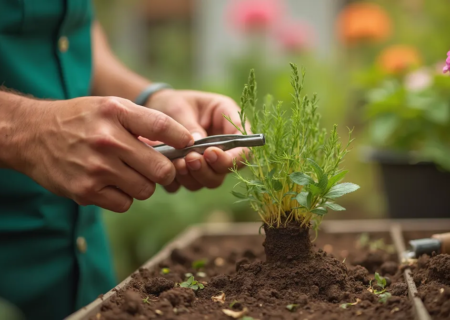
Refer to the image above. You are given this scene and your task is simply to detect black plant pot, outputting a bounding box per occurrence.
[366,149,450,219]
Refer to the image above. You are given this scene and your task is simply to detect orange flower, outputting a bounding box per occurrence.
[337,3,391,45]
[377,45,421,74]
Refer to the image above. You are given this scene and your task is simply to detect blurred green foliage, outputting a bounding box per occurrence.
[363,71,450,169]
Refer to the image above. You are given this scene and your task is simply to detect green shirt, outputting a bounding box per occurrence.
[0,1,116,319]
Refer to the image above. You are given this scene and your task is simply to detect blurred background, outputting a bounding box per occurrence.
[92,0,450,280]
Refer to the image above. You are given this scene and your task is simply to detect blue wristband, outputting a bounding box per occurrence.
[134,83,173,106]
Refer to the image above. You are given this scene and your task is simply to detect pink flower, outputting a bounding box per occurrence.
[276,21,315,53]
[443,51,450,74]
[228,0,284,32]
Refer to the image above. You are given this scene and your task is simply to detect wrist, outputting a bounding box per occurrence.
[0,92,44,172]
[134,83,173,106]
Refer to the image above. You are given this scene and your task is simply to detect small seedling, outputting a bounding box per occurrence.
[179,276,205,291]
[142,296,150,304]
[358,234,395,253]
[370,272,387,294]
[339,298,360,309]
[368,273,392,303]
[286,304,299,312]
[378,292,392,304]
[161,268,170,275]
[229,300,239,308]
[192,258,208,270]
[240,317,255,320]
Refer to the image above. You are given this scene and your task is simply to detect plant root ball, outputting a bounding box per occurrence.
[160,288,195,307]
[145,277,175,295]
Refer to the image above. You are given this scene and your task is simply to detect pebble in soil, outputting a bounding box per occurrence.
[94,233,412,320]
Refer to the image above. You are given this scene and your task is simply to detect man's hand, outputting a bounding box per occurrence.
[146,90,248,193]
[1,93,193,212]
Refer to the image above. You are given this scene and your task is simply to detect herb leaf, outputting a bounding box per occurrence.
[324,202,346,211]
[378,292,391,303]
[295,192,310,208]
[290,172,314,186]
[325,183,360,199]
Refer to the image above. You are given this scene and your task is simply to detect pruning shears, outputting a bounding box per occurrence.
[153,134,266,160]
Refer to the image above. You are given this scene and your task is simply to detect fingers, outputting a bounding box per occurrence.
[203,148,234,174]
[173,158,203,191]
[92,186,133,213]
[184,152,227,189]
[119,136,177,186]
[158,97,208,140]
[164,180,181,193]
[109,162,156,200]
[117,99,194,149]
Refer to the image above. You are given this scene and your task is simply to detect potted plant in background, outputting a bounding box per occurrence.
[361,51,450,218]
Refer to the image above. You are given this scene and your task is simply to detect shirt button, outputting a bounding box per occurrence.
[58,36,69,53]
[76,237,87,254]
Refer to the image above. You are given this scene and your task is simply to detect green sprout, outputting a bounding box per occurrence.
[371,272,387,294]
[192,258,208,270]
[339,299,360,309]
[378,292,392,304]
[179,276,205,291]
[225,64,359,233]
[142,296,150,304]
[161,268,170,275]
[286,304,299,312]
[229,300,239,308]
[358,233,395,253]
[369,273,392,303]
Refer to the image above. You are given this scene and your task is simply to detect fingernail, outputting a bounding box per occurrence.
[205,150,218,164]
[192,132,203,141]
[186,159,201,171]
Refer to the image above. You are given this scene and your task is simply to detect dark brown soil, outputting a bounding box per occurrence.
[93,228,411,320]
[263,223,312,263]
[411,254,450,319]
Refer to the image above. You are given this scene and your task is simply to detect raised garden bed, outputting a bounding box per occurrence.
[66,219,450,320]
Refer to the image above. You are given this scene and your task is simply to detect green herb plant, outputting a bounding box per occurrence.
[179,276,205,291]
[226,64,359,233]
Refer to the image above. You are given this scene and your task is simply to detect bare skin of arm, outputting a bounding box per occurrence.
[90,22,247,193]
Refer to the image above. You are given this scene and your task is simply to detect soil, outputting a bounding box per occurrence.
[410,253,450,319]
[93,226,411,320]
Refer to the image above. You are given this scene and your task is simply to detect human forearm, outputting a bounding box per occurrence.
[91,21,150,101]
[0,90,43,171]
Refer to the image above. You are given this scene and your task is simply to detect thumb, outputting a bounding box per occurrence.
[169,102,208,140]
